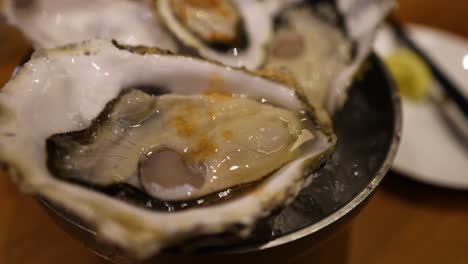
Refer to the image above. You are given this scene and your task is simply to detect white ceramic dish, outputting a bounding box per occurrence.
[375,24,468,190]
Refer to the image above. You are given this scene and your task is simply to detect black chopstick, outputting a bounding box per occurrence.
[387,16,468,119]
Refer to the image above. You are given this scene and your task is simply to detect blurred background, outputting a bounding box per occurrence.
[0,0,467,263]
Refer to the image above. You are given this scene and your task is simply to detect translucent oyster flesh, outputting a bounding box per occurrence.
[48,89,316,201]
[0,40,334,258]
[1,0,177,50]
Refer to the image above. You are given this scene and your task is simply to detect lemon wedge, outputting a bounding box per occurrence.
[385,48,433,101]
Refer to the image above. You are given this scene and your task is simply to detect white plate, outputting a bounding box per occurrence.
[375,24,468,190]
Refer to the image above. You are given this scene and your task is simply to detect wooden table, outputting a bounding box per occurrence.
[1,1,467,263]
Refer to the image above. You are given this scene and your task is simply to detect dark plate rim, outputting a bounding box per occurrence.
[254,53,402,252]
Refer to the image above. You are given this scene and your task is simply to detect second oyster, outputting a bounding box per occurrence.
[153,0,273,70]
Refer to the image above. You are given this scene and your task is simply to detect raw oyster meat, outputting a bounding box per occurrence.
[48,89,313,201]
[0,40,334,257]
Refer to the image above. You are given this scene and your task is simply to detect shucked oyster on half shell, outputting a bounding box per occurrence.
[152,0,272,70]
[1,0,177,50]
[262,0,395,113]
[0,40,335,258]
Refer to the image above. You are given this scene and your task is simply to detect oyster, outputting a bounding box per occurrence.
[266,5,352,116]
[0,40,334,257]
[263,0,394,113]
[1,0,177,50]
[152,0,272,70]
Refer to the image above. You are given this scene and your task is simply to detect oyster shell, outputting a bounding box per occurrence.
[0,40,334,257]
[1,0,177,50]
[153,0,272,70]
[327,0,395,112]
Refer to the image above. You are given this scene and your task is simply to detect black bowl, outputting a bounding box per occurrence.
[40,53,401,263]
